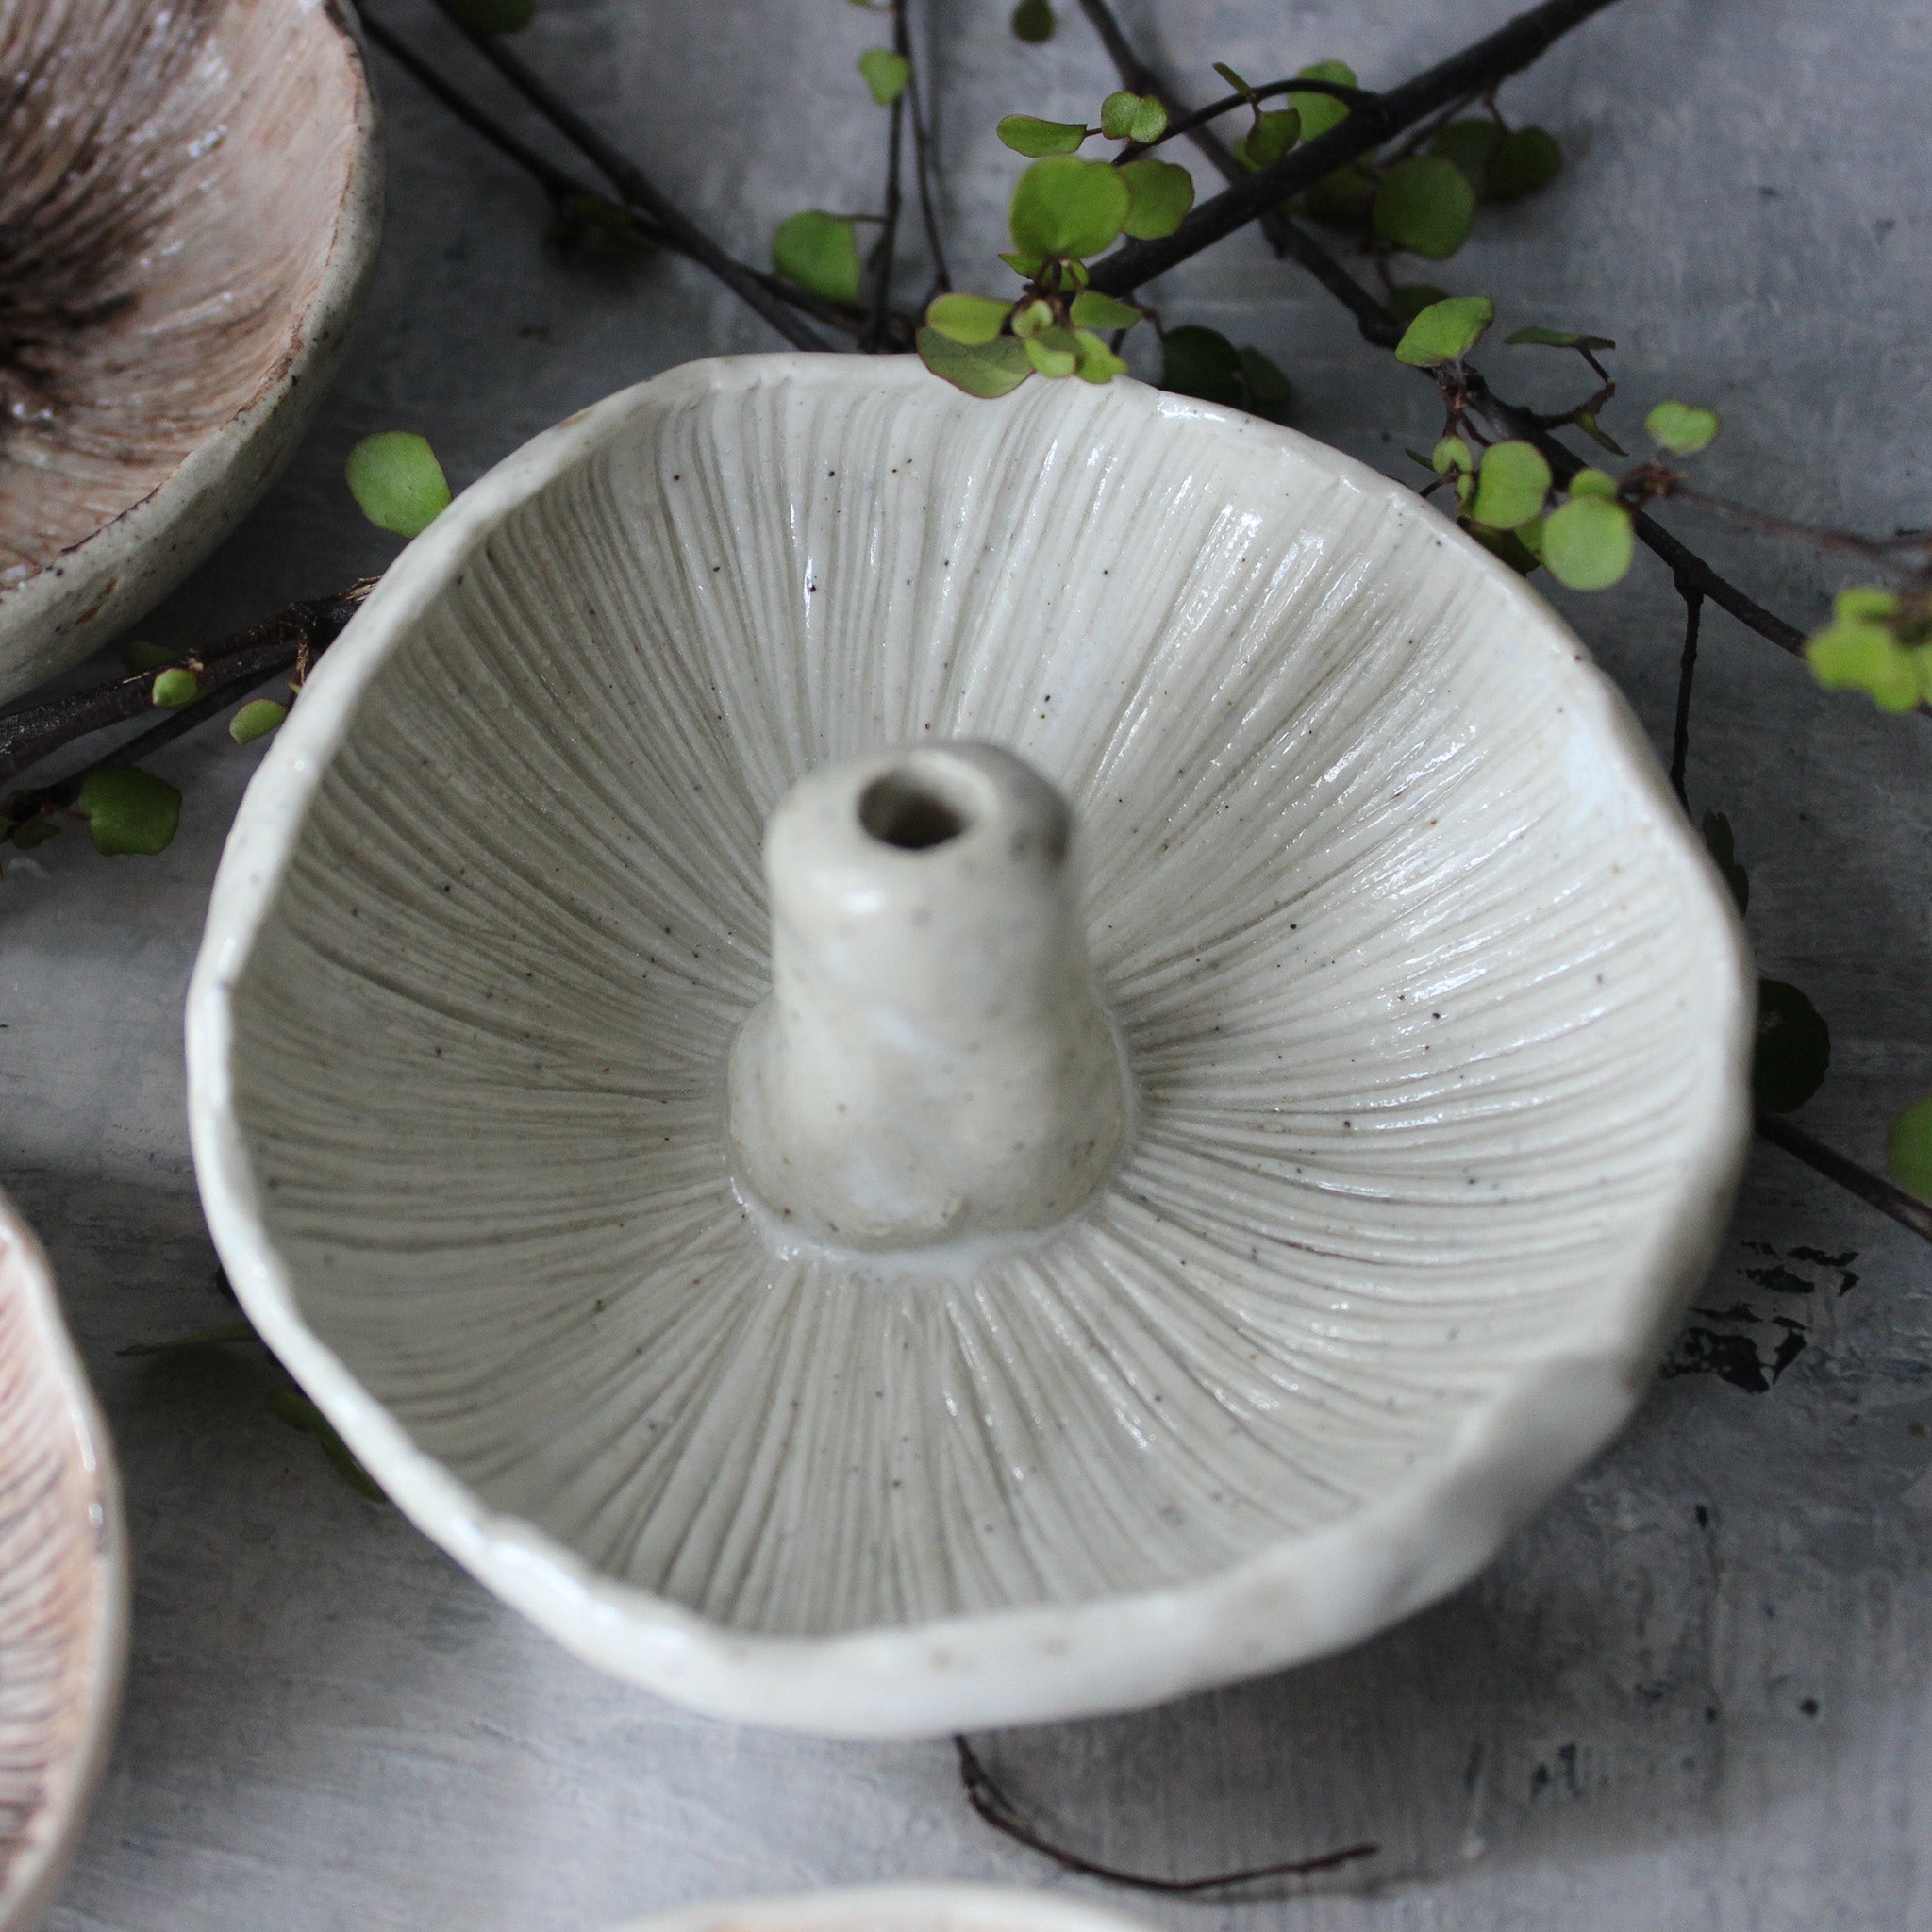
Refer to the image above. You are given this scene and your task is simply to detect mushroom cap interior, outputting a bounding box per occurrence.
[211,360,1748,1655]
[0,0,364,580]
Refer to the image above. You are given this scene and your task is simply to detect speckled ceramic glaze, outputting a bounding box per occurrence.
[0,0,380,704]
[187,354,1754,1737]
[602,1886,1155,1932]
[0,1191,125,1931]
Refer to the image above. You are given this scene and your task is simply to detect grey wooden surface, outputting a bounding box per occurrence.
[5,0,1930,1925]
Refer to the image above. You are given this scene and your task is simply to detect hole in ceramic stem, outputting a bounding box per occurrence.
[858,770,970,851]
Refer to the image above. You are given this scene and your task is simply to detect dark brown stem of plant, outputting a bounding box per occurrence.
[867,0,909,351]
[1086,0,1624,296]
[953,1736,1378,1894]
[357,7,873,342]
[1670,581,1704,805]
[905,52,951,293]
[415,0,834,352]
[1668,483,1932,564]
[0,582,374,793]
[1757,1114,1932,1246]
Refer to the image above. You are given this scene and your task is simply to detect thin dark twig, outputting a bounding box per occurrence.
[1757,1114,1932,1246]
[905,49,951,291]
[1669,580,1704,805]
[1075,0,1403,346]
[1457,372,1810,653]
[0,583,374,790]
[357,7,651,225]
[358,6,869,338]
[1128,75,1377,157]
[410,0,832,351]
[868,0,908,349]
[1667,485,1932,565]
[4,664,300,836]
[954,1737,1378,1895]
[1088,0,1625,295]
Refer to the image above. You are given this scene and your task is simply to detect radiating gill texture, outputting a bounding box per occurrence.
[0,1215,114,1916]
[0,0,358,577]
[228,368,1733,1640]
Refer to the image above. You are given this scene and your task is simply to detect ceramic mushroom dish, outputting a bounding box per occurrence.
[0,0,379,704]
[188,355,1752,1737]
[0,1191,125,1932]
[602,1886,1156,1932]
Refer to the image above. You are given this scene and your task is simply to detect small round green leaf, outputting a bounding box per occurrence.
[1127,95,1168,144]
[997,114,1089,158]
[1432,435,1473,477]
[926,293,1012,344]
[1008,156,1131,259]
[1567,467,1620,499]
[1009,298,1054,338]
[1100,92,1140,140]
[121,639,175,674]
[1068,289,1143,331]
[1388,284,1447,326]
[1023,325,1081,378]
[1237,108,1300,170]
[345,432,452,539]
[1806,620,1920,711]
[1161,325,1243,408]
[230,699,289,746]
[858,48,910,107]
[1300,160,1375,226]
[1486,125,1563,202]
[1466,521,1541,575]
[1646,400,1721,455]
[1373,156,1476,259]
[1430,118,1503,196]
[151,667,198,709]
[1072,329,1128,384]
[77,766,181,857]
[1118,157,1194,238]
[773,210,860,304]
[1754,979,1830,1114]
[1887,1092,1932,1203]
[1701,810,1749,915]
[1835,585,1900,622]
[1289,59,1356,141]
[1469,440,1552,530]
[448,0,533,32]
[917,328,1034,398]
[1237,345,1292,424]
[1010,0,1055,41]
[1541,494,1634,590]
[1393,293,1493,367]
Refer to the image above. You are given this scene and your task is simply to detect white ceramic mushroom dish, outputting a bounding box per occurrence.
[188,355,1753,1738]
[0,1192,126,1932]
[601,1885,1156,1932]
[0,0,380,704]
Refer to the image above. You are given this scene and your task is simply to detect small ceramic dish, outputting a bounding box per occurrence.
[0,0,381,705]
[601,1887,1154,1932]
[187,356,1752,1737]
[0,1191,126,1931]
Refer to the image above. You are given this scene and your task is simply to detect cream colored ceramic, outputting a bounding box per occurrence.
[603,1887,1155,1932]
[728,743,1128,1249]
[187,354,1753,1738]
[0,0,381,705]
[0,1191,126,1931]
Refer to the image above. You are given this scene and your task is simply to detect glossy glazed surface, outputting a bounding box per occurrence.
[188,355,1752,1735]
[0,0,379,701]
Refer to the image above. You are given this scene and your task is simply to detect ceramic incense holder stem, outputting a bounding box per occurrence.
[728,745,1126,1250]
